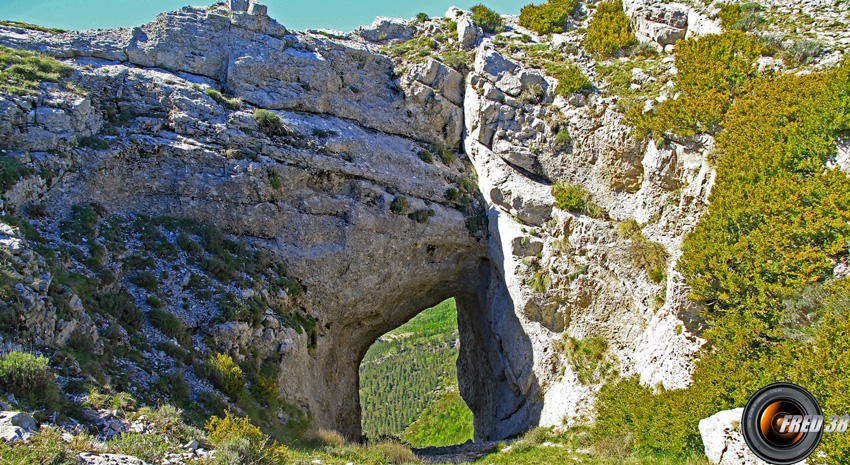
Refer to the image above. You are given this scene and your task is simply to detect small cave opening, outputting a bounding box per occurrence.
[358,298,474,446]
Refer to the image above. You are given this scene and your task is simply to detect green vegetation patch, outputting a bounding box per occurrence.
[583,1,636,57]
[0,351,61,411]
[633,31,765,138]
[518,0,579,35]
[552,181,606,218]
[0,46,73,95]
[471,4,504,33]
[553,64,591,95]
[594,60,850,460]
[360,299,471,440]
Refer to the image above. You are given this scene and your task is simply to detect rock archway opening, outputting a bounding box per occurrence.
[358,298,474,446]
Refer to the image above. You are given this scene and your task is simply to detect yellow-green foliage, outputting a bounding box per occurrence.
[552,181,606,218]
[555,336,617,384]
[205,410,289,465]
[0,428,77,465]
[583,1,636,57]
[0,351,61,410]
[0,46,73,95]
[518,0,578,35]
[595,61,850,461]
[616,220,668,283]
[636,31,765,137]
[718,3,743,31]
[553,65,591,95]
[471,4,504,33]
[209,353,246,398]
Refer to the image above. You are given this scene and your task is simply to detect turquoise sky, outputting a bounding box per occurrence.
[0,1,529,33]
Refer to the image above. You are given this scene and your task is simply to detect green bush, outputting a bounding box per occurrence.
[253,109,291,137]
[518,0,579,35]
[594,60,850,462]
[551,181,605,218]
[553,65,591,95]
[205,88,242,110]
[419,150,434,163]
[205,410,288,465]
[445,188,459,201]
[208,353,246,398]
[471,4,504,33]
[390,196,408,214]
[583,1,636,57]
[148,309,190,347]
[0,157,35,193]
[0,351,61,410]
[635,31,765,137]
[416,12,429,23]
[554,128,571,149]
[408,209,436,223]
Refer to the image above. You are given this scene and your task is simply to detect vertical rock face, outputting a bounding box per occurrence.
[0,1,731,443]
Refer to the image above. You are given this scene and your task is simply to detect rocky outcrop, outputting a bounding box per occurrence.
[699,408,769,465]
[0,5,462,150]
[0,411,36,443]
[9,0,830,445]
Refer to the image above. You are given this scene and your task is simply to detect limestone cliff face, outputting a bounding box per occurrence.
[0,0,768,442]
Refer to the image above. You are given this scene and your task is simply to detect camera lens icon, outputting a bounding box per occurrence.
[742,383,823,464]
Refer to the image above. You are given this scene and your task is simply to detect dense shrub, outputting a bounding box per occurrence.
[553,65,591,95]
[471,4,504,33]
[208,353,246,398]
[0,428,77,465]
[518,0,579,35]
[205,410,288,465]
[718,3,743,30]
[635,31,765,137]
[583,1,636,57]
[0,351,61,410]
[390,196,408,214]
[595,60,850,461]
[253,109,291,137]
[551,181,605,218]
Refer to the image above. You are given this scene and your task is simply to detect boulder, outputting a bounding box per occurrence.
[229,0,249,12]
[685,8,722,39]
[698,408,769,465]
[458,17,482,50]
[355,16,417,43]
[0,411,36,443]
[624,1,689,46]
